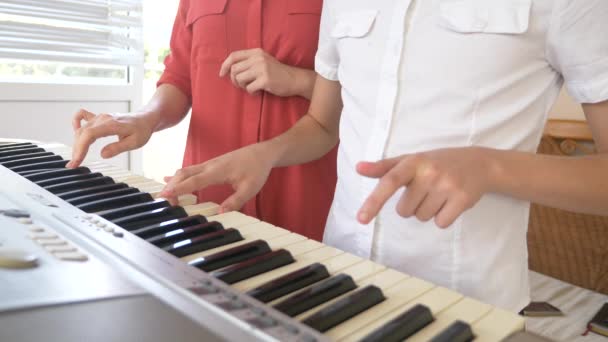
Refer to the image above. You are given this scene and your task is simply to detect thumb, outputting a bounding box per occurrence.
[356,157,402,178]
[219,187,252,213]
[100,135,138,159]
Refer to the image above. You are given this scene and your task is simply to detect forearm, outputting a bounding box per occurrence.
[289,67,317,100]
[261,113,339,167]
[135,84,191,132]
[488,148,608,215]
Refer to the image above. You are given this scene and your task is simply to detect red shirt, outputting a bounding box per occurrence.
[158,0,336,241]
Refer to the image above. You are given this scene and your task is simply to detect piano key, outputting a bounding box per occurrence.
[302,285,386,332]
[273,274,357,317]
[201,211,259,228]
[180,222,293,263]
[0,146,43,157]
[3,155,63,168]
[429,320,475,342]
[471,307,525,342]
[163,228,244,257]
[295,268,408,322]
[12,160,69,173]
[97,198,170,220]
[190,240,271,272]
[340,286,463,342]
[146,221,224,246]
[0,151,53,162]
[325,277,434,340]
[212,249,295,284]
[24,167,91,182]
[43,176,115,194]
[76,192,154,213]
[233,246,345,292]
[56,183,130,200]
[183,202,220,217]
[130,215,208,239]
[112,206,188,230]
[34,172,103,187]
[0,143,37,153]
[359,304,434,342]
[407,297,491,342]
[247,263,331,303]
[67,187,140,206]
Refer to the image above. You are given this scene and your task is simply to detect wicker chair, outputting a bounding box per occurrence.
[528,119,608,294]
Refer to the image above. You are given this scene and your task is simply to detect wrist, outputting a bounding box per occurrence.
[289,67,315,100]
[481,147,507,193]
[259,136,288,168]
[133,110,163,133]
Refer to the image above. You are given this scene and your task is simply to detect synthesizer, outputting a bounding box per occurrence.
[0,140,533,342]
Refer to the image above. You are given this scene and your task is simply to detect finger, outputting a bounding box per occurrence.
[434,197,468,229]
[414,191,448,222]
[358,159,418,224]
[230,58,256,80]
[100,135,139,159]
[70,121,127,168]
[395,180,428,218]
[356,157,403,179]
[245,77,267,94]
[220,49,257,77]
[235,69,258,89]
[219,186,253,213]
[161,165,223,198]
[72,109,96,131]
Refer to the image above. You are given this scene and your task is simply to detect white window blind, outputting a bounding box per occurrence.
[0,0,143,66]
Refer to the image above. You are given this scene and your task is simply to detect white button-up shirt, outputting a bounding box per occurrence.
[315,0,608,312]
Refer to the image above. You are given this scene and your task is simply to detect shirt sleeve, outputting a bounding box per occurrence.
[546,0,608,104]
[314,0,340,81]
[157,0,193,100]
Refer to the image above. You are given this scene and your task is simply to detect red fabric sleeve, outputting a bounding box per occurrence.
[157,0,193,100]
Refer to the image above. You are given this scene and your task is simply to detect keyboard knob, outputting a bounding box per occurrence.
[0,248,39,269]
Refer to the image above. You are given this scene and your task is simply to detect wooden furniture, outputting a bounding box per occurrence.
[528,119,608,295]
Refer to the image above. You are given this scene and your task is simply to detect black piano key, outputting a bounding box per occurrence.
[146,221,224,246]
[43,176,115,194]
[273,274,357,317]
[97,199,170,220]
[24,167,91,182]
[429,320,475,342]
[302,285,386,332]
[12,160,69,173]
[246,263,330,303]
[57,182,129,200]
[163,228,244,257]
[131,215,209,239]
[212,249,295,285]
[67,187,140,206]
[0,150,49,162]
[189,240,271,272]
[2,155,63,168]
[113,206,188,230]
[360,304,435,342]
[0,143,37,152]
[76,192,154,213]
[35,172,103,187]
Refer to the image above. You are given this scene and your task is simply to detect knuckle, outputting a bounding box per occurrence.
[382,173,402,188]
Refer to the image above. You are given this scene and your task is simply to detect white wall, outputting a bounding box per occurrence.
[0,79,142,170]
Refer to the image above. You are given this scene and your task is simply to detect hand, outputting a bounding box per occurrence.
[160,144,274,212]
[357,147,497,228]
[219,48,300,97]
[66,109,156,168]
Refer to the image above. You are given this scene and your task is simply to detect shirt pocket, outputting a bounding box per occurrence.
[186,0,228,63]
[330,9,378,68]
[437,0,531,34]
[285,0,322,67]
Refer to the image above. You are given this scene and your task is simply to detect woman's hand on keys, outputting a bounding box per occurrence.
[67,109,156,168]
[160,144,275,212]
